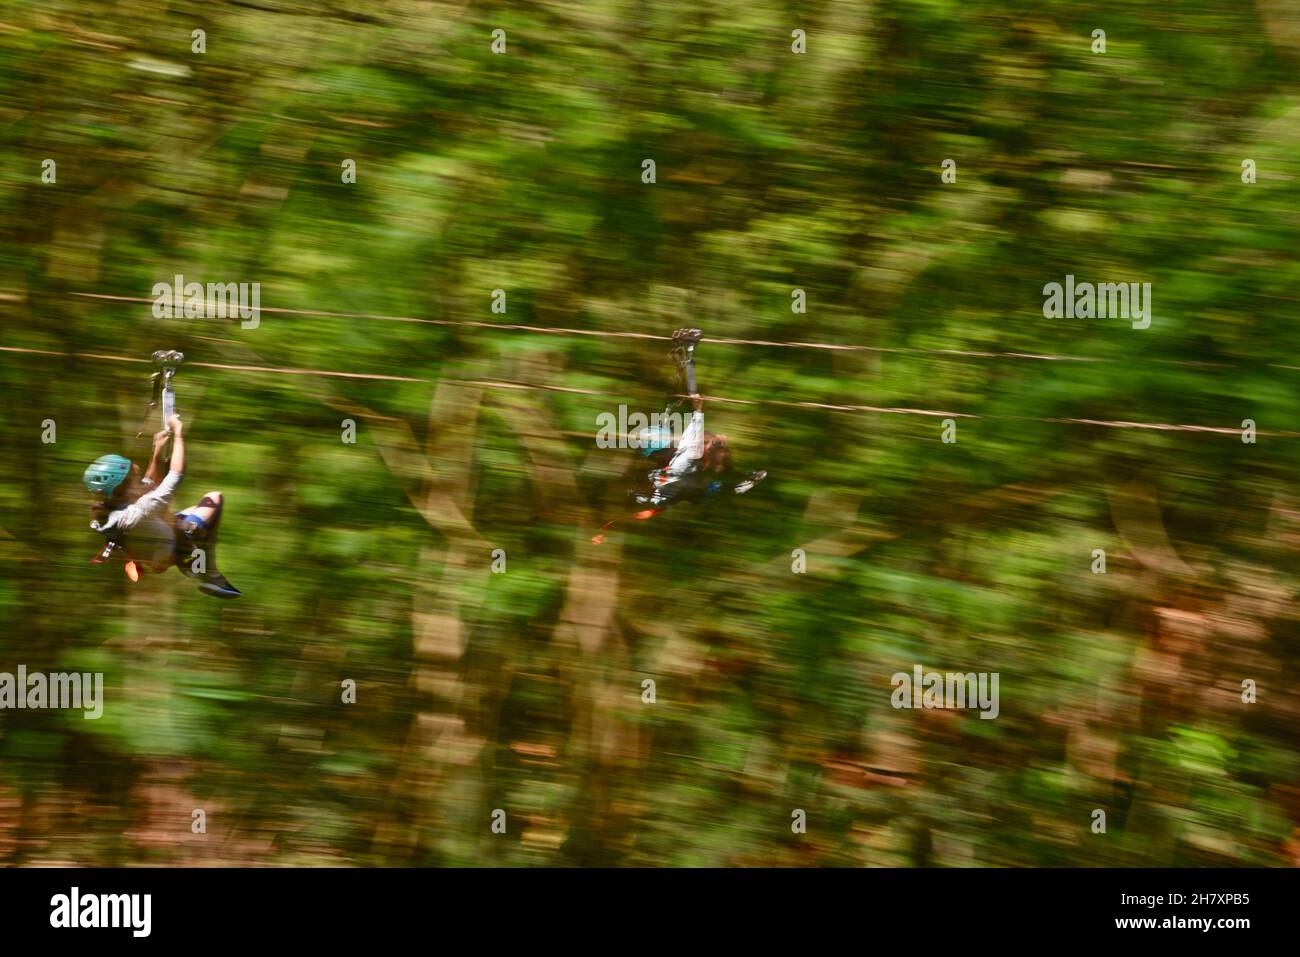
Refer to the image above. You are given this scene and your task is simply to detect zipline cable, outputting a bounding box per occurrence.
[16,291,1295,371]
[0,343,1289,436]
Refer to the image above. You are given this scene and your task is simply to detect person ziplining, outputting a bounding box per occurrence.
[593,328,766,544]
[83,351,241,598]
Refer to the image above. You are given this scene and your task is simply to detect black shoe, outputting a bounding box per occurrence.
[733,470,767,494]
[198,572,241,599]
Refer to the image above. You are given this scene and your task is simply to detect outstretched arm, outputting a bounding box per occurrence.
[663,394,704,477]
[167,415,185,476]
[144,429,171,484]
[110,416,187,532]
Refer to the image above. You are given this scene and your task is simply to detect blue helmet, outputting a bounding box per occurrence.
[83,454,132,495]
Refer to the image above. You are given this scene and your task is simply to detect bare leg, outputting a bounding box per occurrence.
[177,492,240,598]
[178,491,223,531]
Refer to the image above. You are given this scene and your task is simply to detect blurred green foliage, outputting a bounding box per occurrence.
[0,1,1297,866]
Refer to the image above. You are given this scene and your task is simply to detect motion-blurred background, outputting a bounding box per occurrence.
[1,1,1298,866]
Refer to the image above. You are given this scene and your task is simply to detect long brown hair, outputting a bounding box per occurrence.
[701,432,731,473]
[89,500,113,525]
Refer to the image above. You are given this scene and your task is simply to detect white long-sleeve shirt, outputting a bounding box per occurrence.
[640,411,704,506]
[662,409,704,478]
[91,471,183,563]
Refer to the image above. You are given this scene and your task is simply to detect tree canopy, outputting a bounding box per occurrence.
[0,1,1297,866]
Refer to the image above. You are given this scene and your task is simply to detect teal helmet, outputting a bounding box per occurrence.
[637,426,676,456]
[83,454,132,496]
